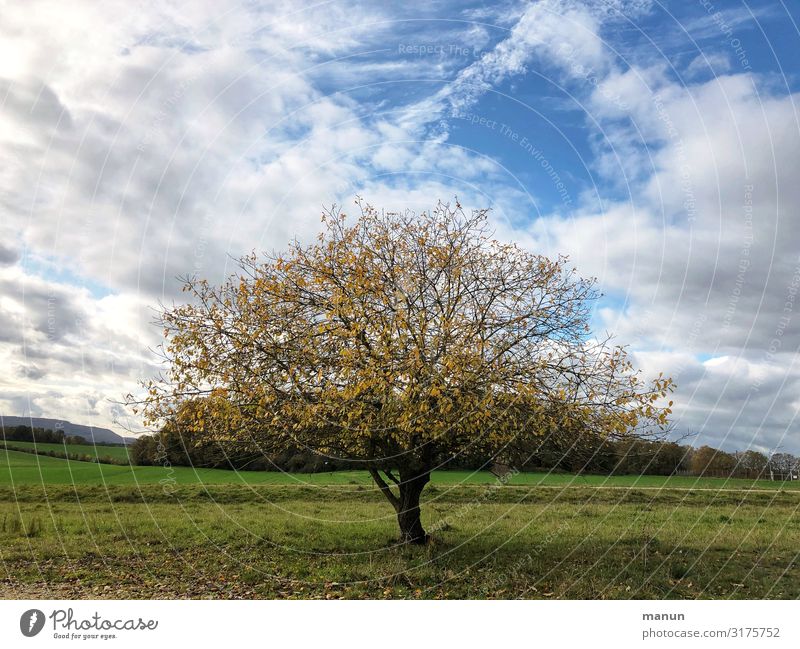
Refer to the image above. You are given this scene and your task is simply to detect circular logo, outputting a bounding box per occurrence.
[20,609,46,637]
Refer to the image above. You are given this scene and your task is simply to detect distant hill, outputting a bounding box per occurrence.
[0,416,132,445]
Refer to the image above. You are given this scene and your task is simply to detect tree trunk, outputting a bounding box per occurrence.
[368,466,431,544]
[396,470,430,544]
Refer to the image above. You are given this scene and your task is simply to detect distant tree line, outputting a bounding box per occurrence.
[516,433,799,480]
[129,433,355,472]
[6,422,796,481]
[0,424,87,445]
[129,423,800,480]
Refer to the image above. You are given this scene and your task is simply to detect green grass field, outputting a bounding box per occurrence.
[2,449,799,490]
[1,441,130,462]
[1,449,799,599]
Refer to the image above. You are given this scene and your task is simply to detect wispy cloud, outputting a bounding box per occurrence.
[1,0,798,453]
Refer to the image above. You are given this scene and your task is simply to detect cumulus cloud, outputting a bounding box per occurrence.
[1,0,798,452]
[0,243,19,266]
[0,1,512,433]
[496,2,800,451]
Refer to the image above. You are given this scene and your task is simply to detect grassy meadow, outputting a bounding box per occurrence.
[3,448,799,489]
[1,440,131,462]
[1,448,799,599]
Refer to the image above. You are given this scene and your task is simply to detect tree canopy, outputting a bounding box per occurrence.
[132,199,673,542]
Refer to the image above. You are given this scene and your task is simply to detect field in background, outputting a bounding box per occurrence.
[2,449,800,490]
[1,441,130,462]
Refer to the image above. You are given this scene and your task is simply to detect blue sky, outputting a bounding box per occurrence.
[1,0,799,453]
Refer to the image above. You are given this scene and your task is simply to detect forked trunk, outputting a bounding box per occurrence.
[368,467,431,544]
[396,471,430,544]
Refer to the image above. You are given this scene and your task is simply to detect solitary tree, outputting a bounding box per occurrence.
[132,200,673,543]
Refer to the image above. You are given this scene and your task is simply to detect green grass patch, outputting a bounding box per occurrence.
[5,440,130,461]
[2,450,799,598]
[1,485,798,599]
[2,449,799,490]
[1,440,130,464]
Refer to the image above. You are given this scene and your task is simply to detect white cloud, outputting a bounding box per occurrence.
[496,4,800,452]
[1,0,798,454]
